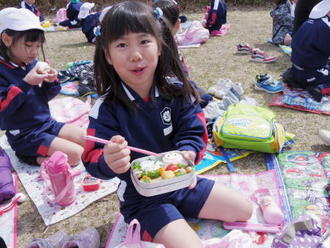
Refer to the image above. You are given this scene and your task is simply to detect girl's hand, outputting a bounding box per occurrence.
[23,65,49,86]
[43,67,58,82]
[181,150,197,189]
[181,150,196,164]
[103,135,131,174]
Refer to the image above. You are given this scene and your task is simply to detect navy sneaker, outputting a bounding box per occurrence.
[308,86,322,102]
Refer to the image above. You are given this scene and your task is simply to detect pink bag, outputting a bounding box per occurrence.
[56,8,68,23]
[40,151,80,207]
[176,21,210,46]
[114,219,165,248]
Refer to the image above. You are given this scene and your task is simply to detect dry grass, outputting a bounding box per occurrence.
[15,8,329,248]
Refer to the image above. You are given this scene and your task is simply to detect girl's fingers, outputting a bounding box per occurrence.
[104,145,130,162]
[103,136,131,174]
[181,151,196,164]
[105,152,131,174]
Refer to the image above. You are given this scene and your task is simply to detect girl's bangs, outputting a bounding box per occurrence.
[24,30,45,43]
[105,6,157,42]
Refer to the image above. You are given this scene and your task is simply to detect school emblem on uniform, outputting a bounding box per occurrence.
[160,107,172,125]
[160,107,173,136]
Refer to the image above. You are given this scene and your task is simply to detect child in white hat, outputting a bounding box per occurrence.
[0,8,85,166]
[290,0,330,101]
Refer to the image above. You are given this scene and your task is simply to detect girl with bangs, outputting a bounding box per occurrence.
[82,1,252,247]
[0,8,85,166]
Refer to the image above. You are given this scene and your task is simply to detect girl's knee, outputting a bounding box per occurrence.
[236,200,253,222]
[67,146,84,166]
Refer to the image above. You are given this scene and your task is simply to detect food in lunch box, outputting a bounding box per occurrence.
[131,151,193,183]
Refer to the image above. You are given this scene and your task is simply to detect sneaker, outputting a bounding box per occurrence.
[210,29,225,36]
[236,43,253,54]
[256,73,271,82]
[250,49,277,63]
[255,74,284,93]
[319,129,330,145]
[308,86,323,102]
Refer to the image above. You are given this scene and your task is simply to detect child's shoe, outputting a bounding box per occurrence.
[40,151,79,207]
[319,129,330,145]
[250,49,277,63]
[62,227,100,248]
[236,43,253,54]
[308,86,323,102]
[255,74,284,93]
[210,29,224,36]
[26,231,70,248]
[251,188,284,225]
[0,148,15,203]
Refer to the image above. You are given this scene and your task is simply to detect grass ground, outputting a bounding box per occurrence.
[16,7,329,247]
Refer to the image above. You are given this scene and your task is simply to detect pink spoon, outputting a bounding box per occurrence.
[84,135,159,157]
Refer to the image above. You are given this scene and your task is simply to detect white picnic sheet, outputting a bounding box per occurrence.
[0,136,120,226]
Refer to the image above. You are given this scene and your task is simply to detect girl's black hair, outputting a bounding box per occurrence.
[94,0,199,108]
[274,0,287,5]
[0,29,45,62]
[152,0,180,28]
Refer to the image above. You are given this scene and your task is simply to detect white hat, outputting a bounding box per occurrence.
[99,6,112,23]
[78,2,95,20]
[0,8,44,34]
[309,0,330,19]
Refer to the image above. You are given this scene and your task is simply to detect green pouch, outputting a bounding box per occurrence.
[213,103,287,153]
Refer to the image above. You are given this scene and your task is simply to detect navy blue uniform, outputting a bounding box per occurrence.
[291,17,330,99]
[20,1,44,22]
[0,58,63,157]
[81,12,101,43]
[59,1,83,28]
[82,82,214,240]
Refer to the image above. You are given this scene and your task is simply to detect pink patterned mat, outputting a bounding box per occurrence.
[106,170,285,248]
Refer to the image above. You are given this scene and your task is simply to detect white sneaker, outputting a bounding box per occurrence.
[319,129,330,145]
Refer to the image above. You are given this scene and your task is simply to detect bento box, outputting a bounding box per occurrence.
[130,151,195,197]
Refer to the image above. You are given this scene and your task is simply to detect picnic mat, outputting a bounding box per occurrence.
[0,136,120,226]
[0,174,18,248]
[195,149,251,174]
[269,151,330,232]
[105,170,285,248]
[270,87,330,115]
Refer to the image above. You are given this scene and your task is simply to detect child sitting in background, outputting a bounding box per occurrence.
[59,0,83,29]
[83,2,252,247]
[77,2,100,43]
[291,0,330,102]
[270,0,297,45]
[20,0,44,22]
[293,0,321,33]
[205,0,228,36]
[0,8,85,166]
[152,0,212,108]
